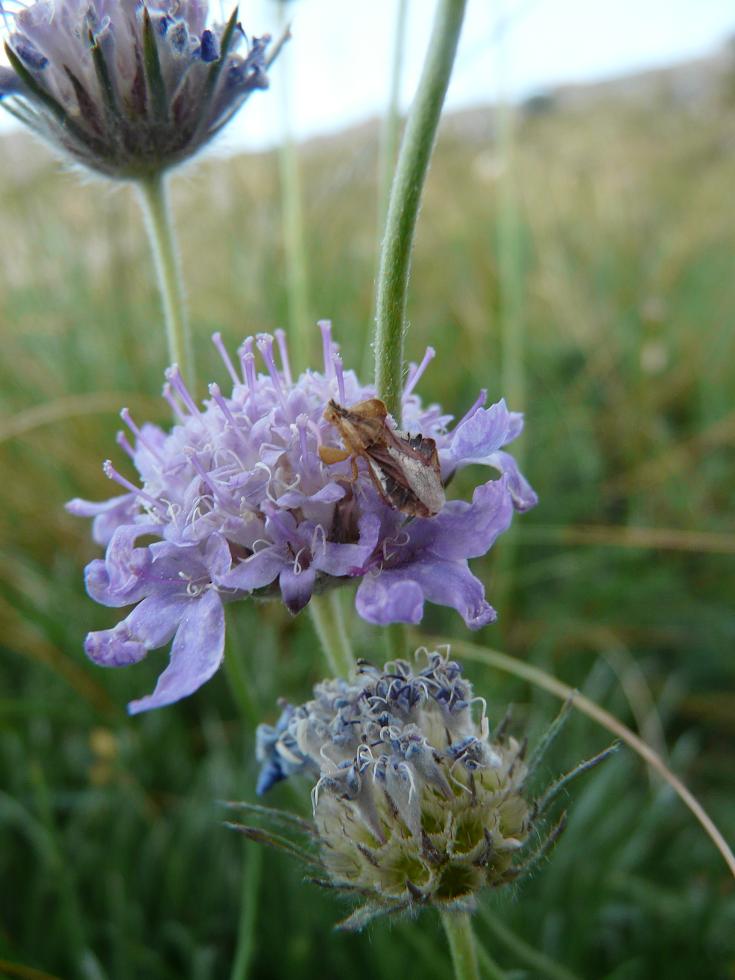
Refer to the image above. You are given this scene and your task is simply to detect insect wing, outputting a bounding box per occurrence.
[323,398,445,518]
[365,431,445,518]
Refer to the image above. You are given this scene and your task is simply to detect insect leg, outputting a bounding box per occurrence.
[318,445,351,465]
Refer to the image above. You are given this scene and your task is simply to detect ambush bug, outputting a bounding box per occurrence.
[319,398,446,518]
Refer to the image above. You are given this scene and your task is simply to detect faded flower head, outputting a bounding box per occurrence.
[0,1,275,178]
[249,650,615,929]
[67,323,536,713]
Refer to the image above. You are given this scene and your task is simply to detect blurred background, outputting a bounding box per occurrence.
[1,1,735,977]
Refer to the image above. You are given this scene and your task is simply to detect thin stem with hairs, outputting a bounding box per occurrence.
[309,591,355,679]
[441,909,481,980]
[373,0,467,422]
[137,172,195,390]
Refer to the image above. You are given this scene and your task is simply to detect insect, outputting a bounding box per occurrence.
[319,398,446,518]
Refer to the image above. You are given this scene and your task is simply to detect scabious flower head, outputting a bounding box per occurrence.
[251,650,613,928]
[0,1,275,178]
[67,323,536,713]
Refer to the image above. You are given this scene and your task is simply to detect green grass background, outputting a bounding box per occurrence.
[1,70,734,979]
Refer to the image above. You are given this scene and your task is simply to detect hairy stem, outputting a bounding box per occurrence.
[374,0,467,422]
[309,591,355,678]
[441,909,481,980]
[377,0,410,237]
[365,0,409,380]
[137,172,195,389]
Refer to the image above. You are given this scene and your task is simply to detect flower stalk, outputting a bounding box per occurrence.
[137,173,195,390]
[376,0,409,237]
[374,0,467,422]
[441,910,481,980]
[308,591,355,679]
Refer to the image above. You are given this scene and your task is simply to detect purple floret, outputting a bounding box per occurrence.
[68,323,536,713]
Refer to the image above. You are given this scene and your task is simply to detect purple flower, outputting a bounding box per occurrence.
[0,1,278,178]
[68,323,536,712]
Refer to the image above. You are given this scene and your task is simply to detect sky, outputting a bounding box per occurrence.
[1,0,734,151]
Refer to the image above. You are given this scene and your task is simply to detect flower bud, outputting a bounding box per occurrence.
[0,2,278,179]
[252,650,615,927]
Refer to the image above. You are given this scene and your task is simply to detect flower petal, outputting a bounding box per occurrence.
[506,411,525,443]
[82,521,161,607]
[279,564,317,614]
[84,591,189,667]
[85,626,148,667]
[318,513,381,577]
[355,574,425,626]
[357,559,495,630]
[102,522,160,596]
[127,589,225,714]
[411,477,514,561]
[66,493,139,545]
[217,546,286,591]
[446,398,514,464]
[204,532,232,579]
[276,482,346,508]
[407,558,496,629]
[486,451,538,512]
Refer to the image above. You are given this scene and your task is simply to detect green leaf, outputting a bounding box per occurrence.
[526,697,574,781]
[504,811,568,884]
[194,5,239,132]
[0,97,46,137]
[219,799,315,836]
[4,43,68,126]
[537,742,620,817]
[63,66,101,133]
[142,6,168,122]
[88,28,119,119]
[335,900,410,933]
[223,821,321,871]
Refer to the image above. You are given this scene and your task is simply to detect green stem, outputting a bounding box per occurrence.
[365,0,409,380]
[377,0,409,236]
[277,0,311,373]
[308,591,355,678]
[373,0,467,423]
[441,909,480,980]
[137,172,195,389]
[383,621,408,661]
